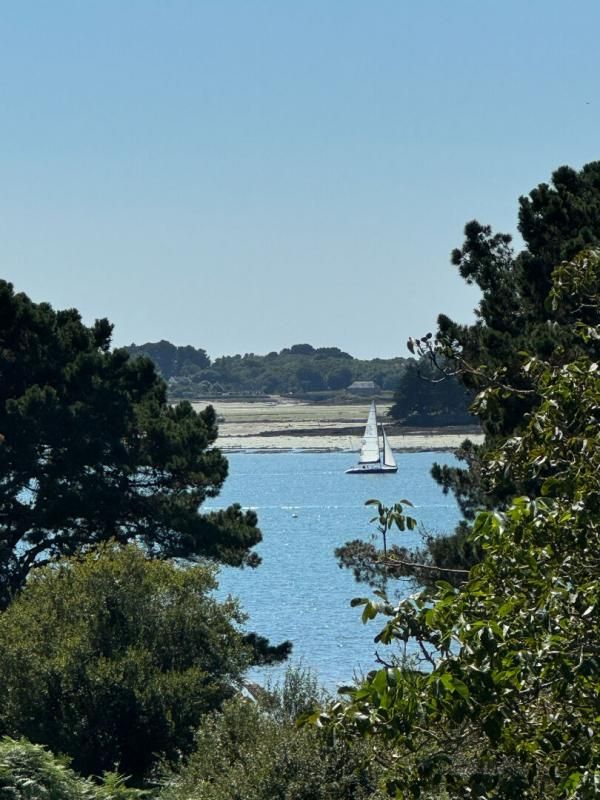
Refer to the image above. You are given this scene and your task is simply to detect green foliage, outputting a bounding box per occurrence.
[0,544,255,781]
[289,343,316,355]
[126,341,210,380]
[388,357,474,427]
[318,320,600,797]
[0,737,145,800]
[518,163,600,311]
[336,500,420,591]
[401,162,600,577]
[336,520,477,592]
[326,366,354,391]
[129,339,473,423]
[442,161,600,450]
[0,282,262,608]
[127,341,408,397]
[159,668,387,800]
[364,500,417,554]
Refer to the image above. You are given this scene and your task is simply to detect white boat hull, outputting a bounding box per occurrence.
[345,463,397,474]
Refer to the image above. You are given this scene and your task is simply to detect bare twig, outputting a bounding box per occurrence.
[417,638,437,667]
[379,555,470,576]
[374,651,395,669]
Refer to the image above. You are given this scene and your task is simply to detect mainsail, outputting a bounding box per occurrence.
[358,401,381,463]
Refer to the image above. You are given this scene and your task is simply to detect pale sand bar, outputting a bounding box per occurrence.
[190,398,483,453]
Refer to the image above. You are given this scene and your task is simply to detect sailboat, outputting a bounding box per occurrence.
[345,401,398,474]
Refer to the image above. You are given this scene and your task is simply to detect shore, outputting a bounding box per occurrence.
[190,398,483,452]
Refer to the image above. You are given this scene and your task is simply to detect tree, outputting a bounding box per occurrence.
[134,341,406,398]
[388,356,473,427]
[126,339,179,378]
[326,366,353,391]
[315,346,353,359]
[0,544,256,781]
[0,282,262,607]
[295,365,326,391]
[438,161,600,454]
[126,341,211,379]
[335,164,600,588]
[400,162,600,576]
[176,343,211,372]
[288,344,315,355]
[314,252,600,799]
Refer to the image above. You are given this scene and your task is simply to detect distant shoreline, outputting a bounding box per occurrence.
[219,444,476,454]
[192,396,483,453]
[216,434,482,454]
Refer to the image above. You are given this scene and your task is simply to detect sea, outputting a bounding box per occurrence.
[206,451,463,692]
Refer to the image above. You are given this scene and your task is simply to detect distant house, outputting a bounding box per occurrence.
[347,380,380,396]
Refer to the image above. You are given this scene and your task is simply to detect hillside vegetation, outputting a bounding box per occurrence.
[125,341,406,396]
[126,341,474,425]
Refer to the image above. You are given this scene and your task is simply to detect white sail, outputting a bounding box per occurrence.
[346,401,398,473]
[381,426,396,468]
[358,401,381,463]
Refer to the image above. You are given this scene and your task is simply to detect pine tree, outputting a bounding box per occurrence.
[0,282,262,607]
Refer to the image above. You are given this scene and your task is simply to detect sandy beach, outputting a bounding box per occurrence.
[191,398,483,452]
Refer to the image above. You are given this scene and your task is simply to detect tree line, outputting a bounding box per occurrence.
[126,341,475,426]
[125,339,408,395]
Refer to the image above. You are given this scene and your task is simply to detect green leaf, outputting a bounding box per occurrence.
[361,602,378,623]
[371,668,388,694]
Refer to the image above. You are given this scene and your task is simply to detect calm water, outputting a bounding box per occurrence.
[206,451,462,690]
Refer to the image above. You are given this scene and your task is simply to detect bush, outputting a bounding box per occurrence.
[159,667,386,800]
[0,545,252,782]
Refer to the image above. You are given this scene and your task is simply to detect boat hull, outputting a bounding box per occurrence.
[345,463,398,474]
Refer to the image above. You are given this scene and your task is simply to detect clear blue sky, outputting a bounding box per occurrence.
[2,1,599,359]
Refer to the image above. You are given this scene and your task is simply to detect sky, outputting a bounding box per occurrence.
[1,1,600,360]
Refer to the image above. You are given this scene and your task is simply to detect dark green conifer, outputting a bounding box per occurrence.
[428,162,600,573]
[0,282,261,607]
